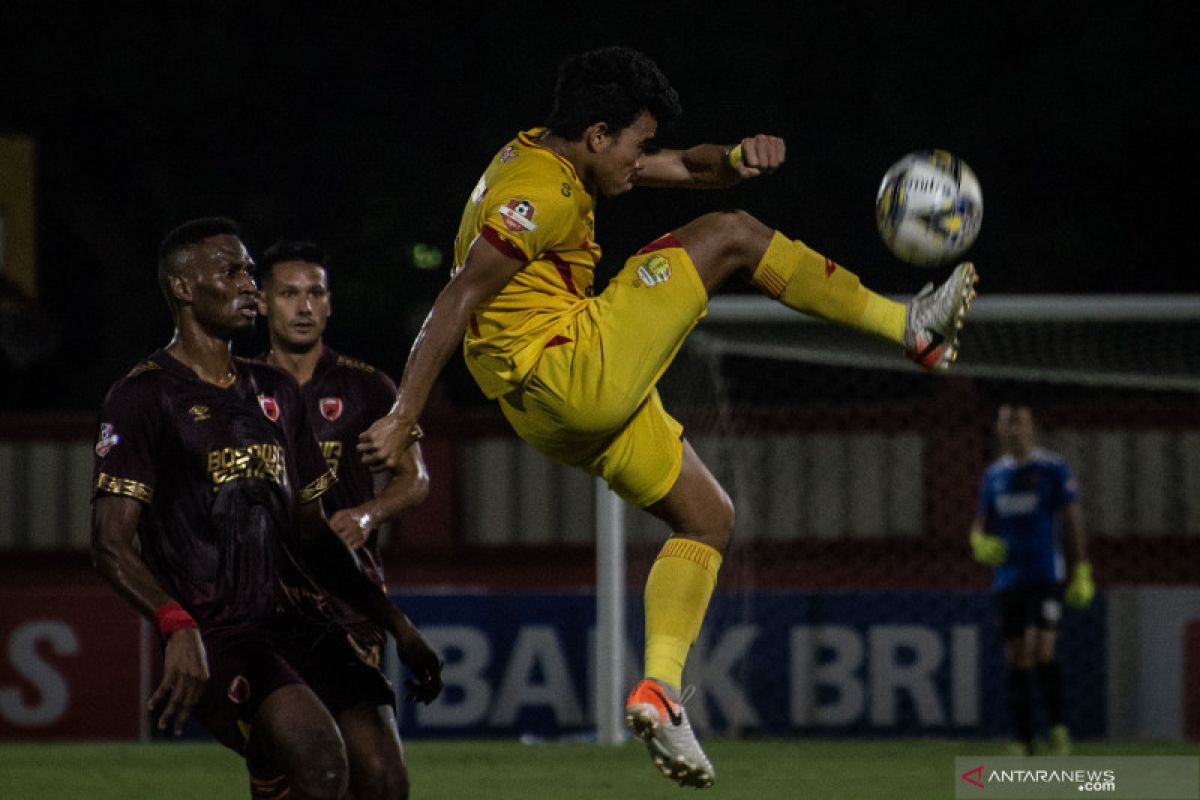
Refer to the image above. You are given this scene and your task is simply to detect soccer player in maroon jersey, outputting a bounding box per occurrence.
[91,218,441,800]
[255,239,429,600]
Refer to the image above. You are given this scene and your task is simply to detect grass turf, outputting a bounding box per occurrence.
[1,738,1195,799]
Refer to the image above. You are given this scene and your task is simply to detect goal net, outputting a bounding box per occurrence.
[616,293,1200,741]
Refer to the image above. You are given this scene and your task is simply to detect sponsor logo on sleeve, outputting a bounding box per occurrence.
[471,175,488,205]
[498,199,537,232]
[95,423,120,457]
[499,145,518,163]
[635,254,672,287]
[319,397,344,422]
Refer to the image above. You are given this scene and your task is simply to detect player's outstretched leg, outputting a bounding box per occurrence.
[902,262,978,369]
[625,679,714,788]
[673,213,979,371]
[746,230,979,371]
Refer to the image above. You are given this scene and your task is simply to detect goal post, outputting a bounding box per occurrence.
[593,292,1200,742]
[594,480,626,745]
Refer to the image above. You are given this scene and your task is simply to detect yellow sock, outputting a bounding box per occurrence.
[752,231,906,344]
[643,537,723,689]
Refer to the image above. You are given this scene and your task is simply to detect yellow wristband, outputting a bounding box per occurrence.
[727,143,743,168]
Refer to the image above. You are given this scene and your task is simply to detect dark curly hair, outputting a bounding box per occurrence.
[544,47,681,140]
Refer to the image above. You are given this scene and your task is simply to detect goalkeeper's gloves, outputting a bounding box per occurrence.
[969,529,1007,566]
[1065,561,1095,608]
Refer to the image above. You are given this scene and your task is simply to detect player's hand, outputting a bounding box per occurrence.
[969,529,1007,566]
[329,505,376,549]
[730,134,786,179]
[395,621,443,705]
[147,627,209,736]
[1065,561,1095,608]
[358,412,422,472]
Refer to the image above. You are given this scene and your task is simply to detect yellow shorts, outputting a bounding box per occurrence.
[498,235,708,508]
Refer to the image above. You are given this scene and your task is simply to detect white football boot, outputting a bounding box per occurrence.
[903,261,979,370]
[624,679,714,789]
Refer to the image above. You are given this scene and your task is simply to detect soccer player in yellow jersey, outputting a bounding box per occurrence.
[361,46,978,788]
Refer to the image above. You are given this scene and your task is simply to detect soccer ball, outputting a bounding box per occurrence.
[875,149,983,267]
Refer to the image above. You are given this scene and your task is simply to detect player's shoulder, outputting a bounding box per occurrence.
[103,352,168,404]
[1031,448,1069,469]
[327,349,397,394]
[491,129,581,194]
[237,356,303,398]
[332,352,379,375]
[237,355,293,381]
[984,456,1012,477]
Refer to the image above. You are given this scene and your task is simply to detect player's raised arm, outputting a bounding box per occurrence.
[358,235,525,470]
[92,495,208,735]
[635,134,786,189]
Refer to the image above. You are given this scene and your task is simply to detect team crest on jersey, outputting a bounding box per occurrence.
[636,254,672,287]
[188,405,211,422]
[258,395,280,422]
[95,423,120,457]
[319,397,343,421]
[227,675,251,704]
[498,198,537,232]
[499,145,518,163]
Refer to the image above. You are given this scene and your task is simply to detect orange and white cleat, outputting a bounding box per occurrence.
[624,679,714,789]
[903,261,979,370]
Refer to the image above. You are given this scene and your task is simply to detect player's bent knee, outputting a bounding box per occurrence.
[290,745,349,800]
[715,494,736,551]
[350,753,409,800]
[676,210,772,284]
[696,489,735,553]
[696,209,767,251]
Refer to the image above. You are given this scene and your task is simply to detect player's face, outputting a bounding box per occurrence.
[185,235,259,336]
[593,112,657,197]
[996,405,1035,456]
[258,260,330,352]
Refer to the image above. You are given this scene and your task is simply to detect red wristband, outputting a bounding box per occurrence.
[155,602,198,636]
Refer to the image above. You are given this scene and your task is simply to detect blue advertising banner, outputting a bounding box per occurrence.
[386,590,1106,740]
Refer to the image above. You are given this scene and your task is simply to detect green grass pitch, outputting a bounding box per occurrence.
[1,739,1194,799]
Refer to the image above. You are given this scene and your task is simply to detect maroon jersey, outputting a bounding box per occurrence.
[270,346,397,588]
[92,350,338,636]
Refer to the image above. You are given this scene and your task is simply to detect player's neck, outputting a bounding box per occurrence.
[540,132,596,193]
[267,341,322,386]
[1007,444,1035,462]
[165,328,237,387]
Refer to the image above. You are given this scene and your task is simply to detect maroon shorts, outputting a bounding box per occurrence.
[328,595,388,670]
[193,617,395,755]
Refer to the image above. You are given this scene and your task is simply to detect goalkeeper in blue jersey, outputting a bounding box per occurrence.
[969,403,1093,756]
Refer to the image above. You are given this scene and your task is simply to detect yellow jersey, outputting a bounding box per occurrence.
[453,128,602,399]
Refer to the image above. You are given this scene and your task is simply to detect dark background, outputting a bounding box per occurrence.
[1,2,1196,411]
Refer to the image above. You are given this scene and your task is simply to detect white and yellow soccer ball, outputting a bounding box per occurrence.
[875,149,982,267]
